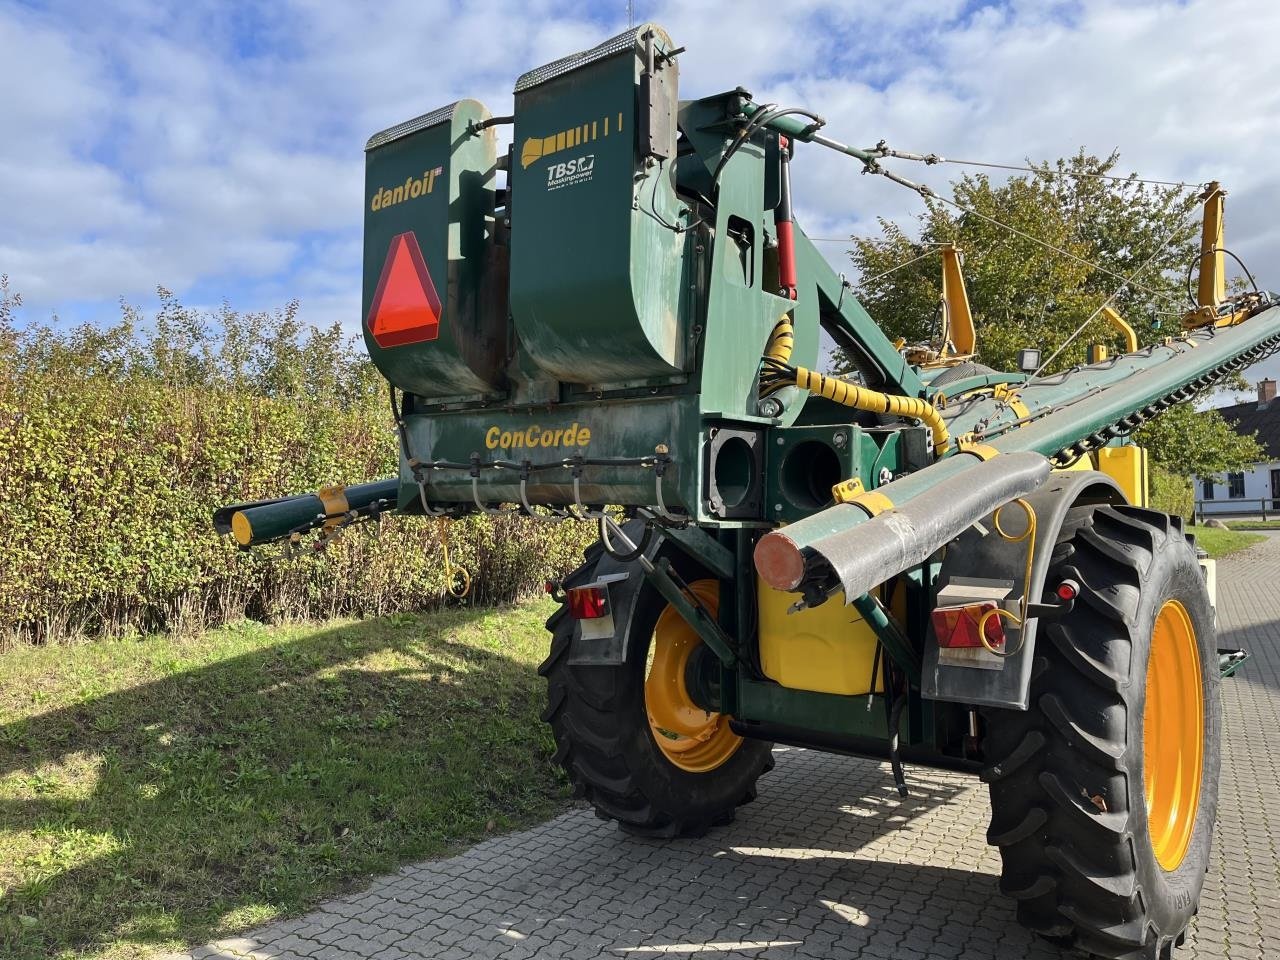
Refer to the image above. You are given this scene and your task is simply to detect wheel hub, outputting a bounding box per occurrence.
[644,580,742,773]
[1143,598,1204,872]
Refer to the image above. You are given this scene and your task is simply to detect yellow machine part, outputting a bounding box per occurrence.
[1053,456,1093,474]
[1050,446,1149,508]
[758,579,884,696]
[1097,445,1150,507]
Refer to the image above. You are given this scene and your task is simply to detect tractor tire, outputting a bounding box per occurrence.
[982,504,1220,960]
[538,544,775,838]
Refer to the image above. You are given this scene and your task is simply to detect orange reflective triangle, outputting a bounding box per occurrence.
[366,231,441,348]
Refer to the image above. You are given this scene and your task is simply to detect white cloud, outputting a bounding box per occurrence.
[1,0,1277,354]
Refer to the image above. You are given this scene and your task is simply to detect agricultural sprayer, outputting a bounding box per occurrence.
[216,24,1279,959]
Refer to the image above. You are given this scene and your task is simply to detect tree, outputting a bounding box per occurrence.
[842,151,1204,371]
[841,151,1258,476]
[1133,403,1261,480]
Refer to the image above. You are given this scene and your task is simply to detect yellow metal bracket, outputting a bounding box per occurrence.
[992,383,1030,420]
[914,244,978,370]
[1102,306,1138,353]
[831,477,894,517]
[317,484,351,537]
[1182,181,1255,330]
[853,491,895,517]
[318,484,350,518]
[940,243,976,357]
[957,440,1000,462]
[831,477,866,503]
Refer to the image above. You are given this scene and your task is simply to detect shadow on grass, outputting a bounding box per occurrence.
[0,608,566,959]
[1,607,1021,960]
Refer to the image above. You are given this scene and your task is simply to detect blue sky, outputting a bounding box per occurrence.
[3,0,1279,388]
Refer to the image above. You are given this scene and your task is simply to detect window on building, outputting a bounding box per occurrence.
[1201,478,1215,500]
[1228,472,1245,498]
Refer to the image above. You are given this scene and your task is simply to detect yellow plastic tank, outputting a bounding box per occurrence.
[757,578,885,695]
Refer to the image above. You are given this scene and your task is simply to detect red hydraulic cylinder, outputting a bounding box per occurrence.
[775,136,798,300]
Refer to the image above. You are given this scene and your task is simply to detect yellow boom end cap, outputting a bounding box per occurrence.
[230,512,254,547]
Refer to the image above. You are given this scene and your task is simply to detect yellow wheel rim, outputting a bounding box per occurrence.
[644,580,743,773]
[1143,598,1204,871]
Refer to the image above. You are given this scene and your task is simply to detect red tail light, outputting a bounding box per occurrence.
[567,585,609,620]
[931,601,1006,649]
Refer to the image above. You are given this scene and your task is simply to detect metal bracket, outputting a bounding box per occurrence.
[851,592,921,686]
[643,557,737,667]
[658,524,735,581]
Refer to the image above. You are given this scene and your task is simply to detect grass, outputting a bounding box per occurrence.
[1187,524,1266,559]
[1224,519,1280,531]
[0,601,568,960]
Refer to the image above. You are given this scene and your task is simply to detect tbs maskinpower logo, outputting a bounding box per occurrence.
[546,154,595,191]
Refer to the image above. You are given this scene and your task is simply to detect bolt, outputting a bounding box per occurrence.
[776,436,785,445]
[879,467,892,486]
[832,431,847,448]
[759,397,783,418]
[774,503,783,512]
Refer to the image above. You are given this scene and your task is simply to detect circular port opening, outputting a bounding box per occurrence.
[779,439,842,511]
[713,436,756,510]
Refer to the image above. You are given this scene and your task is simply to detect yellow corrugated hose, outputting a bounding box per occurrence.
[792,365,951,455]
[764,315,795,365]
[759,312,950,454]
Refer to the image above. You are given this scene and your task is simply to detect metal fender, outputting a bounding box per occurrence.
[922,470,1126,710]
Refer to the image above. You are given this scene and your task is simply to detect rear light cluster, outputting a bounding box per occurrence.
[931,601,1006,649]
[567,585,610,620]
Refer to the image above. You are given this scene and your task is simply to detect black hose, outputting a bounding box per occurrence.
[711,106,824,189]
[389,384,414,459]
[1184,245,1261,307]
[888,689,909,797]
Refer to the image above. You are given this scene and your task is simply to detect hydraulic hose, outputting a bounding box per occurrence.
[792,366,950,455]
[888,686,909,798]
[759,314,950,453]
[764,315,795,363]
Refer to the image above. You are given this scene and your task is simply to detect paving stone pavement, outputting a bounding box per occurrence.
[172,535,1280,960]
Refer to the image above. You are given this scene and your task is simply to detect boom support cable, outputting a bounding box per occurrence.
[1031,203,1204,377]
[864,142,1207,190]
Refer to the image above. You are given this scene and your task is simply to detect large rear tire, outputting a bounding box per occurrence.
[539,545,775,837]
[982,504,1220,959]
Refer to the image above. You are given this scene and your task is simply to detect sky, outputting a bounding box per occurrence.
[3,0,1279,389]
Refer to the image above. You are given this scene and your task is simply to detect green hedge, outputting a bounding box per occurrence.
[0,285,594,646]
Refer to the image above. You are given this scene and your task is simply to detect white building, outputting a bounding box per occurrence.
[1195,378,1280,518]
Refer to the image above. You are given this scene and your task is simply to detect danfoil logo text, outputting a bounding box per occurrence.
[546,155,595,191]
